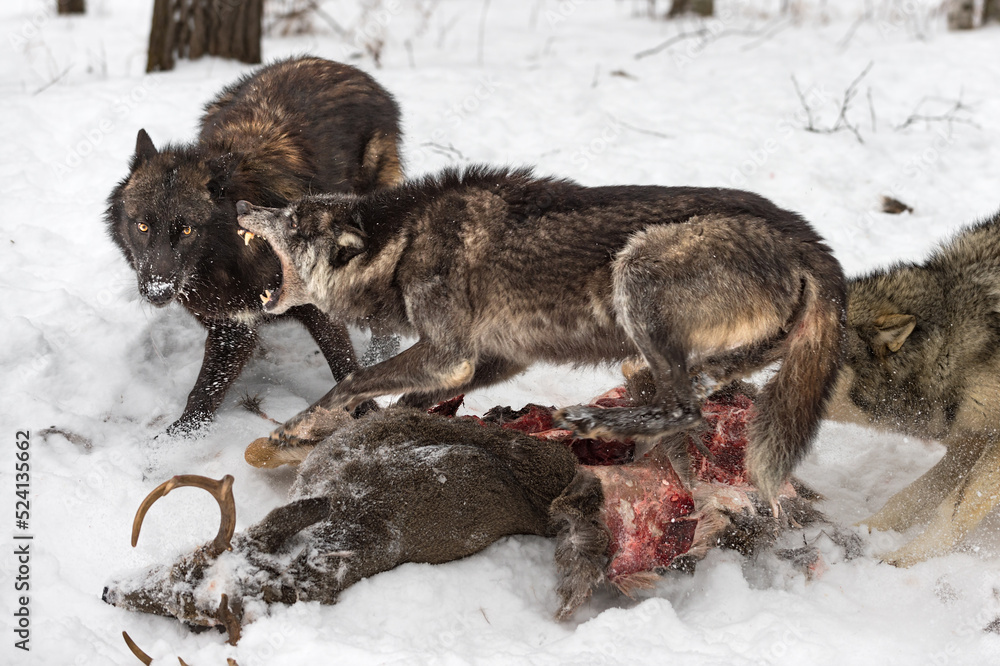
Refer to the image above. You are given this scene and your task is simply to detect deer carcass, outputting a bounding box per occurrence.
[104,384,832,646]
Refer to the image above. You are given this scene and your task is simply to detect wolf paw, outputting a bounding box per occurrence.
[269,406,352,446]
[553,406,605,439]
[555,404,701,439]
[164,412,212,439]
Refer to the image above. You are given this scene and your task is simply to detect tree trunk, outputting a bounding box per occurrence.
[668,0,714,17]
[147,0,263,73]
[985,0,1000,23]
[57,0,85,13]
[947,0,977,29]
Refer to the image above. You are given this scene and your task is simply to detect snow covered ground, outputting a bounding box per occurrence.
[2,0,1000,663]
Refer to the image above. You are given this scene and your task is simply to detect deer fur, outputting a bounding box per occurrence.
[103,408,608,636]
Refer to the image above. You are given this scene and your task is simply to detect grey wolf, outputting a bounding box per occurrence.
[236,166,846,501]
[826,209,1000,566]
[104,56,402,435]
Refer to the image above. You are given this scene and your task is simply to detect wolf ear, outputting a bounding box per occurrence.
[206,153,238,198]
[873,314,916,353]
[331,228,367,267]
[133,129,157,166]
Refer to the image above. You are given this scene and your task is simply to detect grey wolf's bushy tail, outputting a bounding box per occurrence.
[748,272,845,502]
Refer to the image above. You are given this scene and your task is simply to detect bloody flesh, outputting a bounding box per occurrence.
[434,387,759,589]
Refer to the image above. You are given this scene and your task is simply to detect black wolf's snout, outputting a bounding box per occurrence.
[140,277,177,306]
[102,586,113,605]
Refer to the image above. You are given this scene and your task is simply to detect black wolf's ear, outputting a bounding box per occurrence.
[873,314,916,353]
[331,228,367,267]
[133,129,157,166]
[206,153,239,198]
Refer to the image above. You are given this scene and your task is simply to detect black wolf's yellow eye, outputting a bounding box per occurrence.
[287,217,298,230]
[137,222,149,233]
[181,226,193,236]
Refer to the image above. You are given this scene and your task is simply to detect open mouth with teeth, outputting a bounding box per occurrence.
[236,228,285,312]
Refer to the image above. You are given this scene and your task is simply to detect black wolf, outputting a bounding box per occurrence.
[236,166,846,501]
[105,56,403,435]
[826,209,1000,566]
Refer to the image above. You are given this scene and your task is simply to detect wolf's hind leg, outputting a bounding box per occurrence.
[559,313,702,440]
[880,437,1000,567]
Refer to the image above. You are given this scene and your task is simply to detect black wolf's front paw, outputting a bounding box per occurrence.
[164,412,212,439]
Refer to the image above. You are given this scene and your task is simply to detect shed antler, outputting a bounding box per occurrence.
[131,475,236,556]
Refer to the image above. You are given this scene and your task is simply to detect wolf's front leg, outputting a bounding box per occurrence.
[880,438,1000,567]
[863,435,986,533]
[167,319,258,436]
[269,340,475,445]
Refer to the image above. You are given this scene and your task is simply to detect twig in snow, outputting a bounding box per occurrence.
[895,92,979,132]
[740,18,792,51]
[238,391,280,425]
[609,114,672,139]
[867,87,877,132]
[32,65,72,96]
[791,61,873,144]
[836,13,869,51]
[634,17,787,60]
[421,142,468,161]
[38,427,93,450]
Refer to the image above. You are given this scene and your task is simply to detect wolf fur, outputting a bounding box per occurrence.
[826,210,1000,566]
[236,166,846,501]
[105,56,403,435]
[103,407,608,632]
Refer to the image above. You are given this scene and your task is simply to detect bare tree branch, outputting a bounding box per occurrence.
[895,92,979,132]
[791,62,873,144]
[634,17,788,60]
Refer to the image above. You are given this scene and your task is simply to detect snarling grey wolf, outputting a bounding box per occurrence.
[826,209,1000,566]
[105,56,403,436]
[236,166,846,501]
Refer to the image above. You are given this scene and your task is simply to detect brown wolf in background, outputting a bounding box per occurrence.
[826,210,1000,566]
[236,166,846,501]
[105,57,403,435]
